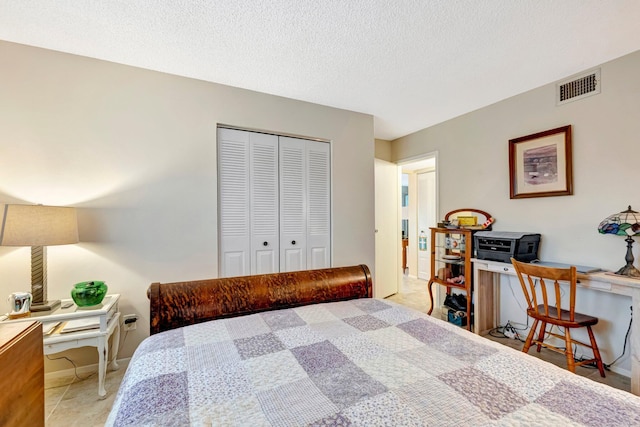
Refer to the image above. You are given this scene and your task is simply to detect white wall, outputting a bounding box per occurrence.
[0,41,375,370]
[391,50,640,375]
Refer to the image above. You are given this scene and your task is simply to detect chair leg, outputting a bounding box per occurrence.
[564,328,576,373]
[586,326,606,378]
[522,318,538,354]
[536,321,547,353]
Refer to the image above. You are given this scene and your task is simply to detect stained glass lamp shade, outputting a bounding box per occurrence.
[598,206,640,278]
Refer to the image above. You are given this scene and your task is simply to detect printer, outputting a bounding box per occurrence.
[474,231,541,263]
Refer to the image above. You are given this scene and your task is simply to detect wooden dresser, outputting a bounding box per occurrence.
[0,321,44,427]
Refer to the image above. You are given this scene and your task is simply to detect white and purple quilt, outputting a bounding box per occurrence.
[107,298,640,426]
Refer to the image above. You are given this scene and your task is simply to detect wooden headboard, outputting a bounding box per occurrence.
[148,264,373,334]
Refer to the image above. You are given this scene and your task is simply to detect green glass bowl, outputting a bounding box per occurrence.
[71,281,108,307]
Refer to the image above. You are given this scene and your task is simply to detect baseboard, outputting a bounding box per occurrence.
[607,364,630,378]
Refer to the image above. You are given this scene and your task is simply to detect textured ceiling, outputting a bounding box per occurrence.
[1,1,639,140]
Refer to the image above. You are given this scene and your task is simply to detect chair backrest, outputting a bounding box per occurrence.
[511,258,578,322]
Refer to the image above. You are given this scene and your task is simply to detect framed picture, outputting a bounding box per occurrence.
[509,125,573,199]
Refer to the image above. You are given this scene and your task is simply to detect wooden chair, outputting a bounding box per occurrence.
[511,258,605,377]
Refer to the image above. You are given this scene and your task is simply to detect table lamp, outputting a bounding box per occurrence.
[0,204,79,311]
[598,205,640,278]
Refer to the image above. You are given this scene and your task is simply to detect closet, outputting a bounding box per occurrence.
[218,127,331,277]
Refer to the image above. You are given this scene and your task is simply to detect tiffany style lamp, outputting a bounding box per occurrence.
[598,206,640,278]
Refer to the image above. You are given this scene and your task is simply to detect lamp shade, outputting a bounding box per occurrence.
[0,204,79,311]
[0,204,79,246]
[598,206,640,278]
[598,206,640,237]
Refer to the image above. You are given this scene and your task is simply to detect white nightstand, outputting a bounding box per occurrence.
[1,294,121,398]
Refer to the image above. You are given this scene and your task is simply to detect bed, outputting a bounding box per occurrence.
[107,265,640,426]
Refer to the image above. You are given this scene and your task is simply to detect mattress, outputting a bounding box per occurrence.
[106,298,640,426]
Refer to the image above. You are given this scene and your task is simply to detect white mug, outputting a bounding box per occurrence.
[8,291,32,318]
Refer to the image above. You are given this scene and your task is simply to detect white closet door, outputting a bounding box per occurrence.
[219,128,331,277]
[218,128,251,277]
[279,137,307,272]
[306,141,331,269]
[249,133,279,274]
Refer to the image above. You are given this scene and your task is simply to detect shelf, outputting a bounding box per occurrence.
[431,277,467,289]
[435,258,465,265]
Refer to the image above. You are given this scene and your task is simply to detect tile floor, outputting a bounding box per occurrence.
[45,360,128,426]
[44,274,630,425]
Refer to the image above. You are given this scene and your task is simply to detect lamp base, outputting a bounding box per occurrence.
[30,299,61,312]
[614,264,640,278]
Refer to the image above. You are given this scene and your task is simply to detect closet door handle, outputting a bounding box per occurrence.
[291,240,296,245]
[263,241,268,246]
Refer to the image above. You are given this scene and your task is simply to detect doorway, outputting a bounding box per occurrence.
[374,153,438,303]
[399,154,438,280]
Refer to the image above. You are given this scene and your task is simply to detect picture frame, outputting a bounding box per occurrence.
[509,125,573,199]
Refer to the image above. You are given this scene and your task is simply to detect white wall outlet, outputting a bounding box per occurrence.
[123,314,138,331]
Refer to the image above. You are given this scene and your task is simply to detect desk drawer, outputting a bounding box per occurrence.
[487,263,515,275]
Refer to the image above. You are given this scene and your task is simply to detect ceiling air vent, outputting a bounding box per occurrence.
[556,69,601,105]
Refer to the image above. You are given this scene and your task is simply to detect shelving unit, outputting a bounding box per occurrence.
[426,208,492,332]
[426,227,473,330]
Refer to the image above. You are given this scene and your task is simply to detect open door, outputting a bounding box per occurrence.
[374,159,401,298]
[417,170,436,280]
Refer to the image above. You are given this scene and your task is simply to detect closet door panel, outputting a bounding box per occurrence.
[306,141,331,269]
[222,252,247,277]
[309,247,329,270]
[279,137,307,272]
[250,133,279,274]
[255,249,277,274]
[218,128,251,278]
[283,249,304,272]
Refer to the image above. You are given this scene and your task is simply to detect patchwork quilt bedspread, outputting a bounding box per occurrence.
[107,299,640,426]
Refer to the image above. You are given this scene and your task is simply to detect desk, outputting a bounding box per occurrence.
[1,294,120,398]
[472,259,640,395]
